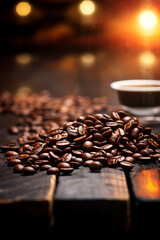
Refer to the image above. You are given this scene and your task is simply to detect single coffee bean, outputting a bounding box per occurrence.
[5,151,19,157]
[47,167,60,175]
[13,164,24,173]
[82,141,93,152]
[57,162,71,169]
[125,156,135,163]
[40,164,52,171]
[60,167,74,175]
[22,166,36,175]
[119,161,134,170]
[83,160,94,167]
[8,159,22,166]
[61,153,72,162]
[69,161,81,168]
[89,161,102,172]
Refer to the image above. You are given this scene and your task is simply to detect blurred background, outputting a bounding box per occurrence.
[0,0,160,106]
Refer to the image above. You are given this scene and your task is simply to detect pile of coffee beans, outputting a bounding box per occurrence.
[1,110,160,175]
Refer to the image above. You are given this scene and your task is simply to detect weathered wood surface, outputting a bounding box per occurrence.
[55,166,130,233]
[0,114,160,239]
[128,123,160,238]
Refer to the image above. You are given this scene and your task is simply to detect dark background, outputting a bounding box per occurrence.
[0,0,160,106]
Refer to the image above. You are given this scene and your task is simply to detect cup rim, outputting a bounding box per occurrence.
[110,79,160,92]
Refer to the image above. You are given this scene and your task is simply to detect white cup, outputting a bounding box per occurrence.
[110,79,160,116]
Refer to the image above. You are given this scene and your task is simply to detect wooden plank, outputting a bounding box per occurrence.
[0,154,56,236]
[129,163,160,238]
[54,166,130,237]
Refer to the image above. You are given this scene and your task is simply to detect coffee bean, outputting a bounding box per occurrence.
[83,160,94,167]
[125,156,135,163]
[13,164,24,173]
[8,159,22,166]
[47,167,60,175]
[82,152,93,161]
[22,166,36,175]
[130,127,139,138]
[82,141,93,152]
[56,140,70,149]
[8,126,19,134]
[40,164,52,171]
[89,161,102,172]
[57,162,71,169]
[60,167,74,175]
[61,153,72,162]
[3,106,160,177]
[120,161,134,170]
[5,151,19,157]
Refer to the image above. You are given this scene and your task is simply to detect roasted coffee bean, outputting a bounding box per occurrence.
[49,151,61,161]
[8,126,20,134]
[3,108,160,176]
[5,151,19,157]
[22,166,36,175]
[56,140,70,148]
[82,141,93,152]
[119,161,134,170]
[40,164,52,171]
[39,152,50,159]
[69,161,81,169]
[60,167,74,175]
[111,111,121,120]
[122,149,133,156]
[130,127,139,139]
[57,162,71,169]
[61,153,72,162]
[8,159,22,166]
[82,152,93,161]
[72,150,83,156]
[107,157,119,166]
[13,164,24,173]
[73,135,86,144]
[83,160,94,167]
[89,161,102,172]
[125,156,135,163]
[47,167,60,175]
[93,133,104,142]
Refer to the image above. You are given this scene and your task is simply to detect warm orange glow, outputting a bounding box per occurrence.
[134,169,160,199]
[138,10,158,30]
[80,53,95,66]
[15,1,32,17]
[79,0,96,16]
[139,51,156,67]
[16,53,32,64]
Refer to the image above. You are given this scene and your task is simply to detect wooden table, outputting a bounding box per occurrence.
[0,51,160,239]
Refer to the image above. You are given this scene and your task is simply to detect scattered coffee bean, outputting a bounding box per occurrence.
[22,166,36,175]
[60,167,74,175]
[0,92,159,178]
[47,167,60,175]
[89,161,102,172]
[13,164,24,173]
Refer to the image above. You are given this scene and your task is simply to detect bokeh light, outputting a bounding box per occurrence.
[80,53,95,67]
[79,0,96,16]
[138,10,158,30]
[16,53,32,64]
[139,51,156,67]
[15,1,32,17]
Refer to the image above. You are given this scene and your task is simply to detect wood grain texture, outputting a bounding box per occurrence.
[0,152,56,232]
[55,166,130,233]
[129,163,160,238]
